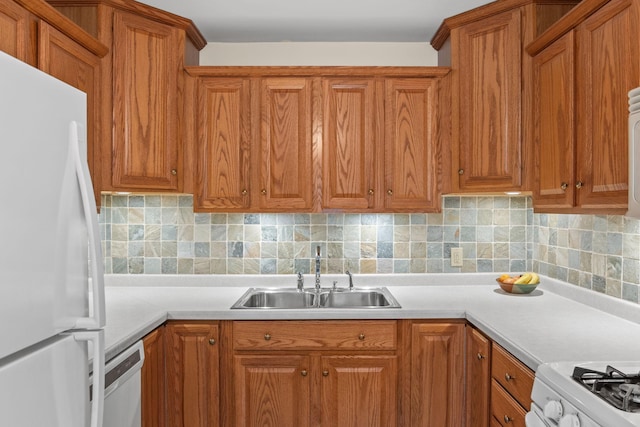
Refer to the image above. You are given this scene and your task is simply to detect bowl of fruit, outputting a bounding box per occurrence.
[496,272,540,294]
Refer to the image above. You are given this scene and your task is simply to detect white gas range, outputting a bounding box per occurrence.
[527,361,640,427]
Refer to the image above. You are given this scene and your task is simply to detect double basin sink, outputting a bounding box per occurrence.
[231,287,401,309]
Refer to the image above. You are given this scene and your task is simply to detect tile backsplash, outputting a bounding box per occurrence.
[98,194,640,303]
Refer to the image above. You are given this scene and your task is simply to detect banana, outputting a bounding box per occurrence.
[529,272,540,285]
[514,273,532,285]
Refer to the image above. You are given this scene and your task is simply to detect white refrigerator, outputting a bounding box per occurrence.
[0,51,105,426]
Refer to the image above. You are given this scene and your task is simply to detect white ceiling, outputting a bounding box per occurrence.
[137,0,494,43]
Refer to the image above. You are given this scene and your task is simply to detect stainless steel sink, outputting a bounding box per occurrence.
[319,288,401,308]
[231,288,317,309]
[230,287,400,309]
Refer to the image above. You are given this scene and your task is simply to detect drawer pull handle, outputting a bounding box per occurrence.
[560,182,568,190]
[261,189,267,195]
[171,168,177,176]
[208,338,216,345]
[504,415,512,423]
[368,189,374,195]
[322,370,329,377]
[576,181,584,189]
[387,189,393,196]
[301,370,308,377]
[458,168,464,175]
[264,333,271,341]
[241,189,248,196]
[358,333,365,341]
[505,373,515,381]
[477,353,485,360]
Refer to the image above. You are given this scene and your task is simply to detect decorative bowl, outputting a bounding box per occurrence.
[496,279,539,294]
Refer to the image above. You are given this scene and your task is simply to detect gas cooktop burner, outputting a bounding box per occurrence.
[572,365,640,412]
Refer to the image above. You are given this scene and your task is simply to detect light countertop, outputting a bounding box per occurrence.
[103,273,640,371]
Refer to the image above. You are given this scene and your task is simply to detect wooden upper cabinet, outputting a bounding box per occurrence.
[575,0,638,211]
[529,0,638,213]
[455,10,522,191]
[322,78,380,211]
[258,77,314,211]
[385,78,443,212]
[532,32,575,210]
[111,10,181,190]
[0,0,32,63]
[194,77,252,211]
[38,21,102,207]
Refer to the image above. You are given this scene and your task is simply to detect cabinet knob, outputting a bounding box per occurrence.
[322,370,329,377]
[264,333,271,341]
[505,373,514,382]
[358,333,365,341]
[503,415,512,423]
[560,182,568,190]
[477,353,485,360]
[368,189,374,195]
[387,189,393,196]
[575,181,584,189]
[301,370,308,377]
[209,338,216,345]
[261,189,267,195]
[171,168,177,176]
[241,189,248,196]
[458,169,464,175]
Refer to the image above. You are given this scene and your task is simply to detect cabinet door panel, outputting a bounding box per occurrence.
[320,355,397,427]
[465,326,491,427]
[533,32,575,210]
[456,10,522,191]
[195,78,251,211]
[576,0,638,209]
[142,327,166,427]
[38,21,102,208]
[166,322,219,427]
[0,0,31,63]
[322,78,379,210]
[259,78,313,210]
[410,322,464,427]
[233,355,311,427]
[385,78,441,211]
[112,10,181,190]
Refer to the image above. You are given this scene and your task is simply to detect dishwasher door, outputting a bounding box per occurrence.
[93,340,145,427]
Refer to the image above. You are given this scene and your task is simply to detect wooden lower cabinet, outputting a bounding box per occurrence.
[490,345,534,427]
[166,321,220,427]
[225,320,398,427]
[142,326,166,427]
[406,321,465,427]
[465,325,491,427]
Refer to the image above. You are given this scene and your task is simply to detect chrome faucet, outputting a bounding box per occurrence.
[315,245,321,290]
[297,272,304,291]
[346,270,354,290]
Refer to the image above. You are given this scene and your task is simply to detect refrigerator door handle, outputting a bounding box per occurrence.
[74,330,105,427]
[69,121,106,330]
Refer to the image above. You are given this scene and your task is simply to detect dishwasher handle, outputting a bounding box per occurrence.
[103,341,145,399]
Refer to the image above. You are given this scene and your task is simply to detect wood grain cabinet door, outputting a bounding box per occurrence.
[233,355,311,427]
[166,322,219,427]
[0,0,31,63]
[320,355,397,427]
[142,327,166,427]
[410,322,464,427]
[454,9,522,191]
[194,77,252,211]
[575,0,639,210]
[532,32,576,211]
[322,78,380,211]
[258,77,314,211]
[465,326,491,427]
[38,21,103,208]
[384,78,442,212]
[111,10,182,191]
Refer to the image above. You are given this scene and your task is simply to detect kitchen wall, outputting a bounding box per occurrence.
[98,193,640,304]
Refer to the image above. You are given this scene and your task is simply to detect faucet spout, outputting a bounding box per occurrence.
[315,245,321,290]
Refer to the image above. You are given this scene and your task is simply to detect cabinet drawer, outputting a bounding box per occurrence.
[232,320,397,350]
[491,345,534,408]
[490,380,526,427]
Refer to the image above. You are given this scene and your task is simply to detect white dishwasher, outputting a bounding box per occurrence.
[92,340,145,427]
